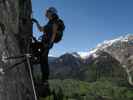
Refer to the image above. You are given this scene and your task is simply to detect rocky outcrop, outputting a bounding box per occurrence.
[94,35,133,85]
[0,0,34,100]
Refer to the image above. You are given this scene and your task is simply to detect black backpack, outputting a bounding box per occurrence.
[54,19,65,43]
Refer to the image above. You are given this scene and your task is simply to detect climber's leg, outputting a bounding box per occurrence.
[40,47,49,82]
[38,47,51,97]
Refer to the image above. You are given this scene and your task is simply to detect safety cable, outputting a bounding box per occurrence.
[1,39,38,100]
[1,59,26,74]
[26,54,38,100]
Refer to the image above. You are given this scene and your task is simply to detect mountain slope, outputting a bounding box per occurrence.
[49,34,133,85]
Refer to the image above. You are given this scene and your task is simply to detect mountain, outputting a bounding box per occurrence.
[48,34,133,85]
[48,56,57,63]
[93,34,133,85]
[49,53,84,79]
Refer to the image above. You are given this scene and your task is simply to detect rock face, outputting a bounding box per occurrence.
[0,0,35,100]
[96,35,133,85]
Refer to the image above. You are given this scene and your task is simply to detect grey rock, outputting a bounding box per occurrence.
[0,0,35,100]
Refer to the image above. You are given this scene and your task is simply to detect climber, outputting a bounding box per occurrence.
[32,7,65,83]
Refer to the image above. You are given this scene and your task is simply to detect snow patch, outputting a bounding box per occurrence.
[77,48,98,59]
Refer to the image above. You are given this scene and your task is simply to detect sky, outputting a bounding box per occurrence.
[32,0,133,57]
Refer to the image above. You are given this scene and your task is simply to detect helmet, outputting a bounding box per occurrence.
[46,7,58,14]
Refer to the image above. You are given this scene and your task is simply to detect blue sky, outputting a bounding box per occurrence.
[32,0,133,56]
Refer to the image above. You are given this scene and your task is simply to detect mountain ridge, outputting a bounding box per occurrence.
[48,34,133,85]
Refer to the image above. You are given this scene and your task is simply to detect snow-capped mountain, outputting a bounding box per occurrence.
[68,34,133,61]
[48,34,133,85]
[72,34,133,60]
[50,34,133,67]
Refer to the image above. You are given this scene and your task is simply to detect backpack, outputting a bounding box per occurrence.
[54,19,65,43]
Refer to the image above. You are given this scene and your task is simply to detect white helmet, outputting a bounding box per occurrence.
[46,7,58,14]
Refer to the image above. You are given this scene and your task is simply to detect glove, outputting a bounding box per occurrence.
[48,42,54,49]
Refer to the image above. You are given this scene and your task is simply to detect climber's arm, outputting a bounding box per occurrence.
[36,23,44,32]
[32,18,44,32]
